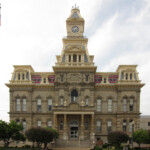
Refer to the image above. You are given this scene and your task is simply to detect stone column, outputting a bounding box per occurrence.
[90,114,95,139]
[63,114,67,140]
[80,114,84,140]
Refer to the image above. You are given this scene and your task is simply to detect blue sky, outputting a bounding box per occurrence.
[0,0,150,121]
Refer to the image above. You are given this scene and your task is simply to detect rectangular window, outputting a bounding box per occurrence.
[73,55,77,62]
[123,120,127,132]
[96,121,101,133]
[148,122,150,126]
[37,99,41,112]
[79,55,81,62]
[48,99,52,111]
[123,99,127,112]
[22,98,26,111]
[69,55,71,62]
[37,120,41,127]
[107,121,112,133]
[108,99,112,112]
[97,99,101,112]
[60,75,63,82]
[104,78,106,83]
[48,121,52,128]
[86,75,89,82]
[23,120,26,131]
[16,98,20,111]
[129,120,134,133]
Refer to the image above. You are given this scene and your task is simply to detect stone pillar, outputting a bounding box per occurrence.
[53,114,57,129]
[63,114,67,140]
[80,114,84,140]
[90,114,95,139]
[9,90,13,113]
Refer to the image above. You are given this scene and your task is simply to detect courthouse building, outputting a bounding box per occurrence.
[6,6,144,144]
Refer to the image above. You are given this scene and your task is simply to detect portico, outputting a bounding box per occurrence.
[53,111,95,140]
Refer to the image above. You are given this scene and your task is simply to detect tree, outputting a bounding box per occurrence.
[0,120,26,148]
[108,131,129,150]
[25,127,53,149]
[47,128,59,140]
[133,129,149,149]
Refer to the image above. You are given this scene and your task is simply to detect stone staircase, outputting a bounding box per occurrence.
[54,139,91,149]
[52,148,90,150]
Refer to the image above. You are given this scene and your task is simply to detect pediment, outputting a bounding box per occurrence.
[65,46,84,53]
[69,102,80,110]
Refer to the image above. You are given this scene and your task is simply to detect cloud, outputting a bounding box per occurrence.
[0,0,150,121]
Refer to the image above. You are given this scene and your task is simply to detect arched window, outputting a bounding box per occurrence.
[129,98,134,111]
[48,99,52,111]
[16,98,20,111]
[71,90,78,102]
[123,98,127,112]
[85,98,89,106]
[22,98,26,111]
[37,98,41,112]
[60,97,64,106]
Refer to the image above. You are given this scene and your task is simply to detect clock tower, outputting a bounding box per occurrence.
[66,5,85,37]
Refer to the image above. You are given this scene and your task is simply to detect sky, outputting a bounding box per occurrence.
[0,0,150,122]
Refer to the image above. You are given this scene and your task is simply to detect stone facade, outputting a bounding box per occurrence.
[6,6,144,144]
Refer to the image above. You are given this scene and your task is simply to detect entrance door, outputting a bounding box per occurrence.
[70,127,78,138]
[70,121,78,138]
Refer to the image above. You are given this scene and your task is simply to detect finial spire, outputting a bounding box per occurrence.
[72,4,79,9]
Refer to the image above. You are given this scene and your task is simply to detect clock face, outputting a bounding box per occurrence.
[72,26,79,33]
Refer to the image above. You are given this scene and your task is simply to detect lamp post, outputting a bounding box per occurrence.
[131,121,134,150]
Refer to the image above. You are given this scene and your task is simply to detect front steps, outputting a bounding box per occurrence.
[53,148,90,150]
[54,139,91,148]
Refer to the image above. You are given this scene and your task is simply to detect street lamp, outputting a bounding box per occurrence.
[131,121,134,150]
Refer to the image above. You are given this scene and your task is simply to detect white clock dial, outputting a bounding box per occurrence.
[72,26,79,33]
